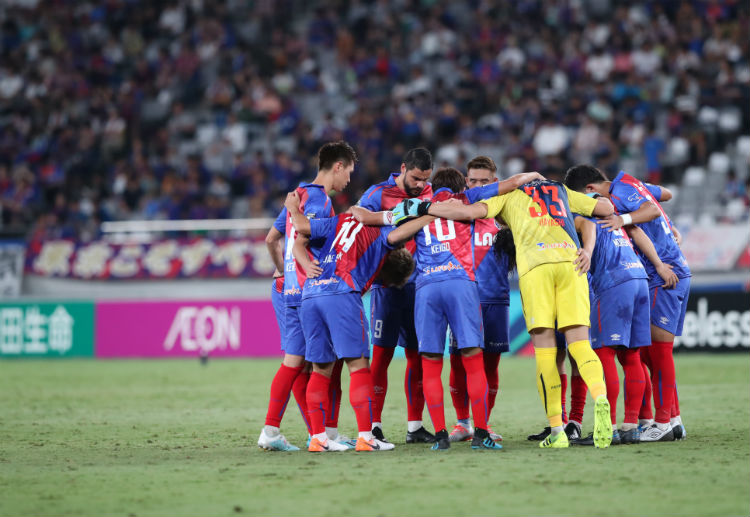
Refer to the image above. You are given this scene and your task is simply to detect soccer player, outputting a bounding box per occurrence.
[356,147,435,444]
[399,178,615,448]
[409,167,543,450]
[284,192,435,452]
[447,156,510,443]
[564,166,690,442]
[257,141,356,451]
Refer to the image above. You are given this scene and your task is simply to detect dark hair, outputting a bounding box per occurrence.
[318,141,357,171]
[563,164,608,192]
[493,227,517,274]
[466,156,497,173]
[378,248,415,288]
[431,167,465,194]
[403,147,432,172]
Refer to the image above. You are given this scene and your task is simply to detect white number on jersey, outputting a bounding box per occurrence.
[422,219,456,245]
[331,220,364,253]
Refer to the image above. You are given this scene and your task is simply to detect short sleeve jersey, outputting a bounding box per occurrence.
[608,172,690,282]
[481,180,597,277]
[583,216,648,295]
[276,183,334,306]
[414,188,478,289]
[463,183,510,304]
[358,173,433,287]
[301,214,395,299]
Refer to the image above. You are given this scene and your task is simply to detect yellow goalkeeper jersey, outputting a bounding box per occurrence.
[481,180,597,277]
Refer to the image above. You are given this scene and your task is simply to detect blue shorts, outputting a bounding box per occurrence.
[282,304,306,357]
[300,293,370,364]
[450,302,509,354]
[416,279,483,355]
[649,276,691,336]
[590,278,651,349]
[369,283,419,350]
[271,283,285,347]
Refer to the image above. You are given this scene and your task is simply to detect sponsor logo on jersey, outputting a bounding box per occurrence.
[422,262,463,275]
[613,237,633,248]
[307,278,340,287]
[620,261,645,270]
[536,242,576,250]
[284,286,301,296]
[627,193,643,202]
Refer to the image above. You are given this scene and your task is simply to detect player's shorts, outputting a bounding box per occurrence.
[519,262,590,332]
[300,292,370,364]
[271,283,285,347]
[369,283,419,350]
[590,278,651,349]
[282,304,306,357]
[648,276,691,336]
[450,302,509,354]
[416,278,483,355]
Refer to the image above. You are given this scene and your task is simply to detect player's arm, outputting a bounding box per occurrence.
[625,225,678,288]
[498,171,545,193]
[265,226,284,275]
[672,225,682,247]
[425,198,488,221]
[386,215,436,245]
[592,197,615,217]
[291,233,322,278]
[566,187,614,218]
[573,216,595,275]
[349,205,397,226]
[284,192,311,235]
[598,200,660,231]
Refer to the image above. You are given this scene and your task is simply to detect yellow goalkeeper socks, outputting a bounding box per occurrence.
[534,347,563,428]
[568,340,606,400]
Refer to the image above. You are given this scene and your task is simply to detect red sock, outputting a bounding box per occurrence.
[617,347,645,425]
[484,352,501,416]
[306,371,331,435]
[349,368,374,433]
[264,364,302,427]
[370,346,394,423]
[325,359,343,428]
[650,341,676,424]
[559,373,568,424]
[449,353,470,421]
[595,347,619,425]
[291,369,312,434]
[671,384,680,418]
[639,348,654,420]
[569,373,588,424]
[404,348,425,421]
[462,352,489,430]
[421,356,446,433]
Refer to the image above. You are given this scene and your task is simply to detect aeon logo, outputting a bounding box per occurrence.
[164,306,240,353]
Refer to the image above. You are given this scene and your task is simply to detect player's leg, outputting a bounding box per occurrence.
[528,334,568,442]
[482,302,509,441]
[448,339,472,442]
[639,346,655,428]
[368,286,398,440]
[415,283,449,449]
[324,359,347,443]
[400,283,432,443]
[258,300,307,451]
[641,278,689,442]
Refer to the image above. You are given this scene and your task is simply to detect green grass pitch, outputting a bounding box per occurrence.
[0,354,748,517]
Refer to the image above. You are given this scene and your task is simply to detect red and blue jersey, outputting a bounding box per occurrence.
[608,172,691,283]
[302,214,394,299]
[583,216,648,296]
[273,182,334,306]
[414,187,478,289]
[358,172,433,287]
[461,183,510,304]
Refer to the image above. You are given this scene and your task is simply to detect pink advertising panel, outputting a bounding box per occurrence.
[96,300,282,358]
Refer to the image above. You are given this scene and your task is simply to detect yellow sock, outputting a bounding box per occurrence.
[534,347,563,428]
[568,340,606,400]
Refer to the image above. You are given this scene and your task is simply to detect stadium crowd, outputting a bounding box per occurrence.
[0,0,748,241]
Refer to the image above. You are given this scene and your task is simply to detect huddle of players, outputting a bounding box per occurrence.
[257,140,690,452]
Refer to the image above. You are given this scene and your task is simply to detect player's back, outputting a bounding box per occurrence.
[608,172,690,282]
[414,189,475,288]
[277,183,334,304]
[473,218,510,304]
[302,214,393,298]
[585,216,648,295]
[483,180,597,277]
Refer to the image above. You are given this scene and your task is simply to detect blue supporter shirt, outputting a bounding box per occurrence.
[273,182,334,306]
[608,171,691,283]
[302,214,395,299]
[583,216,648,295]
